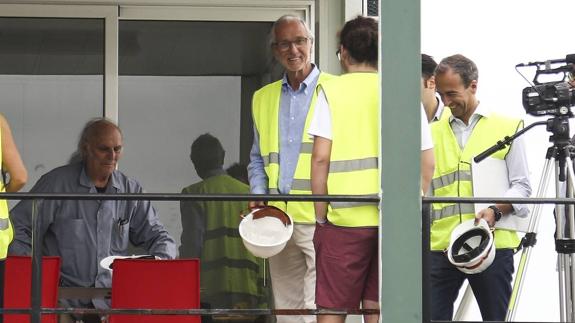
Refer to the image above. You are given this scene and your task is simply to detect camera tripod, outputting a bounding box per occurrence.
[468,115,575,321]
[500,115,575,322]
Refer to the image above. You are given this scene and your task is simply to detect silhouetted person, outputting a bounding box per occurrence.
[226,163,249,185]
[181,133,268,315]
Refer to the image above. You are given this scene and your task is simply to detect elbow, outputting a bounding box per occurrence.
[7,172,28,192]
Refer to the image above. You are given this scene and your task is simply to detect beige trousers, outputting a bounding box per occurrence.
[268,224,316,323]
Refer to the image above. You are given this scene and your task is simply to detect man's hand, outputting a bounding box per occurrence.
[475,208,497,227]
[248,201,266,209]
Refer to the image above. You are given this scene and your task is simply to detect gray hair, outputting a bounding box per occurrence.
[268,15,313,47]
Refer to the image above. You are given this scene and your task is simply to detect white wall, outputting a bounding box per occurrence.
[422,0,575,321]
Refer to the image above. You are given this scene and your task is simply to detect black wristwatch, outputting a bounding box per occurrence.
[488,205,503,222]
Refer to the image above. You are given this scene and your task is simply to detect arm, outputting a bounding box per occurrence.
[179,188,205,258]
[421,148,435,195]
[309,89,333,223]
[0,114,27,192]
[311,136,332,223]
[247,124,268,208]
[420,106,435,194]
[476,133,531,226]
[8,176,55,255]
[129,186,177,259]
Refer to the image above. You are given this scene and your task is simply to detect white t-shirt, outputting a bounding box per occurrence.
[308,89,434,151]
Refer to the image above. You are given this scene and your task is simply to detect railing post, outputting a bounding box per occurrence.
[30,199,42,323]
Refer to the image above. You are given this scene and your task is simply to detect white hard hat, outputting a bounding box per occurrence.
[447,219,495,274]
[239,206,293,259]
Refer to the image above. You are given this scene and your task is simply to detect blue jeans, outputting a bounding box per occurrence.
[430,249,514,321]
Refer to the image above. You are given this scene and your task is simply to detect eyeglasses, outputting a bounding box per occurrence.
[336,49,341,61]
[273,37,309,52]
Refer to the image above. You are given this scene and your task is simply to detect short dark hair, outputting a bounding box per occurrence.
[190,133,225,171]
[436,54,478,88]
[421,54,437,81]
[339,16,378,68]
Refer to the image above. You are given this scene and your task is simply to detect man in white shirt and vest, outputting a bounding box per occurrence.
[430,54,531,321]
[247,15,333,323]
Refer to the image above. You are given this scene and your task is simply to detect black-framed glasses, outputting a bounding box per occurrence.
[273,37,309,52]
[336,49,341,61]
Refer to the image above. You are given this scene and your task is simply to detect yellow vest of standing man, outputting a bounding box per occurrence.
[318,73,379,227]
[252,72,334,223]
[0,126,13,259]
[430,113,522,251]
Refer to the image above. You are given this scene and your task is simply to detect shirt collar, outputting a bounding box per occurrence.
[433,95,445,121]
[79,162,121,192]
[449,101,489,124]
[281,64,320,93]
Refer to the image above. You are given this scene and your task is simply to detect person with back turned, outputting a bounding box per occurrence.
[180,133,267,317]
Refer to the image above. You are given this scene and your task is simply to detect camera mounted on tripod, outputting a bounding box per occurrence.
[517,54,575,117]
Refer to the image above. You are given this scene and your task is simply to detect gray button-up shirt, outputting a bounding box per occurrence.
[9,162,176,307]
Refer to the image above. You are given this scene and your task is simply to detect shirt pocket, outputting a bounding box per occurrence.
[111,217,130,253]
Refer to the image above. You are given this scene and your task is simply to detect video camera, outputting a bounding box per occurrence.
[518,54,575,117]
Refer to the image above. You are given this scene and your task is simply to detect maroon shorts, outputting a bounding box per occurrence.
[313,222,379,309]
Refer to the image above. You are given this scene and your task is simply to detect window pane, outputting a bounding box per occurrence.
[0,18,104,193]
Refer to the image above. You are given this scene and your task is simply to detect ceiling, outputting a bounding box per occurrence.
[0,18,274,76]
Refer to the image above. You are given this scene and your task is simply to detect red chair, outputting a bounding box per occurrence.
[109,259,200,323]
[3,256,61,323]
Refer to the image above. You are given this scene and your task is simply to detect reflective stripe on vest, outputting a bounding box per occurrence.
[0,218,9,230]
[430,114,522,250]
[431,169,472,191]
[252,72,335,223]
[321,73,380,227]
[329,157,378,173]
[261,152,279,167]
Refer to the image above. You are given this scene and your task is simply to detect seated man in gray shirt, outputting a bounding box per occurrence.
[9,118,177,323]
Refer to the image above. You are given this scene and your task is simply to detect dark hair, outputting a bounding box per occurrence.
[226,163,249,185]
[339,16,378,68]
[78,118,122,160]
[421,54,437,80]
[436,54,478,88]
[190,133,225,171]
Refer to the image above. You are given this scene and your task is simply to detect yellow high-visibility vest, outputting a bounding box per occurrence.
[0,125,12,259]
[251,72,334,223]
[430,113,522,251]
[319,73,379,227]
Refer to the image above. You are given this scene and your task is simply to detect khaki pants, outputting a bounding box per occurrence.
[268,224,316,323]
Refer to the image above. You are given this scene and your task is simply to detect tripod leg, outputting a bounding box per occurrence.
[561,154,575,321]
[506,155,556,321]
[556,159,568,321]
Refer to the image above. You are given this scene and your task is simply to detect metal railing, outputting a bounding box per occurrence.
[1,192,572,322]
